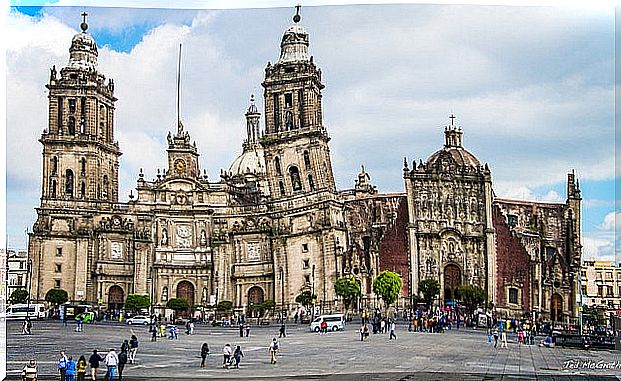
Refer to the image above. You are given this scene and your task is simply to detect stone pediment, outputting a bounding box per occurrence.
[155,177,208,192]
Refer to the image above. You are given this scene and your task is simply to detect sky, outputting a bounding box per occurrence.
[4,2,618,263]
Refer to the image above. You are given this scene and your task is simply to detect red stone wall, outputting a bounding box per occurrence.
[378,197,410,297]
[493,205,532,312]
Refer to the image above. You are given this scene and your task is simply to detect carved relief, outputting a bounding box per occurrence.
[176,224,192,248]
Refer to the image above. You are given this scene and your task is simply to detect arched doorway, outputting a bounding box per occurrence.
[247,286,265,318]
[176,280,195,305]
[444,264,461,302]
[551,293,563,322]
[108,285,125,313]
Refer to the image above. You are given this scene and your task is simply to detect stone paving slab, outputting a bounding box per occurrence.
[5,320,621,380]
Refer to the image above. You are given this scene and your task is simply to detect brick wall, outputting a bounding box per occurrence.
[493,205,532,311]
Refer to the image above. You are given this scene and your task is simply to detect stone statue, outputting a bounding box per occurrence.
[161,229,168,245]
[200,229,207,246]
[50,65,57,82]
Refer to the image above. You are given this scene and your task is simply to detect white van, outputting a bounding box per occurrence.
[309,314,345,332]
[6,304,47,320]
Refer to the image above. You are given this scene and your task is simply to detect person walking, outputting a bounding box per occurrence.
[239,323,245,338]
[500,330,508,349]
[269,338,279,364]
[120,340,129,355]
[233,345,244,368]
[279,323,286,338]
[128,335,139,364]
[65,355,76,381]
[245,324,250,337]
[76,356,87,381]
[222,344,233,368]
[380,319,386,334]
[21,359,37,381]
[104,348,118,381]
[389,320,397,340]
[58,351,68,381]
[117,350,127,381]
[88,350,103,381]
[200,343,209,368]
[150,325,157,342]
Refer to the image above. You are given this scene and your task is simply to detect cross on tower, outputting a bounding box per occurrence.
[449,114,456,126]
[293,5,301,23]
[80,12,89,32]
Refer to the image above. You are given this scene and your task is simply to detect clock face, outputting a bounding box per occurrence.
[175,159,186,172]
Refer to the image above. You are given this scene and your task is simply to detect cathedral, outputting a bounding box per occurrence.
[27,9,582,324]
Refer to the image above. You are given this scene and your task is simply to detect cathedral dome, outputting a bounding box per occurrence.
[427,146,480,168]
[426,116,480,168]
[67,19,98,71]
[278,10,310,63]
[229,147,266,177]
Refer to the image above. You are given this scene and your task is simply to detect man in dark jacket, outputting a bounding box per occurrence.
[88,349,104,381]
[117,350,128,380]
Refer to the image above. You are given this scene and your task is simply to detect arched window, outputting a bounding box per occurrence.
[274,157,282,175]
[102,175,109,199]
[308,174,315,191]
[51,157,58,175]
[289,166,302,192]
[49,178,57,198]
[278,181,285,196]
[303,151,311,169]
[68,116,76,135]
[80,181,86,198]
[80,158,86,175]
[65,169,74,197]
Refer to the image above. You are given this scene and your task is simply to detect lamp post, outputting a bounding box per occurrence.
[280,267,285,323]
[26,258,33,315]
[311,264,315,320]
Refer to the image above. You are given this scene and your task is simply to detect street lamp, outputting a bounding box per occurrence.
[280,267,285,323]
[26,259,33,312]
[311,264,315,320]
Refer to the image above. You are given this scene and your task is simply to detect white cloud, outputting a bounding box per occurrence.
[4,4,615,249]
[582,235,615,262]
[600,211,620,231]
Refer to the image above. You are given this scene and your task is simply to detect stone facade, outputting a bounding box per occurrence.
[581,260,621,310]
[27,10,582,322]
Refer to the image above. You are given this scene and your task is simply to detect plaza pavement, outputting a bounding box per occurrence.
[4,320,621,380]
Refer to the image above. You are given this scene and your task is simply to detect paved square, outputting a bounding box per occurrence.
[5,320,621,380]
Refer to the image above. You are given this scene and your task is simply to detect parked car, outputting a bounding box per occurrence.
[309,314,345,332]
[126,315,151,325]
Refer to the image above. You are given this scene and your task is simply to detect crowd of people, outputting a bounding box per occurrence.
[38,333,140,381]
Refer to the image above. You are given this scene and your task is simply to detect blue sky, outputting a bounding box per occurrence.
[4,3,617,262]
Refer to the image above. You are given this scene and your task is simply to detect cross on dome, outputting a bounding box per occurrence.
[294,4,302,23]
[80,12,88,32]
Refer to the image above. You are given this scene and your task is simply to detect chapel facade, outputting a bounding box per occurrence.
[28,10,582,323]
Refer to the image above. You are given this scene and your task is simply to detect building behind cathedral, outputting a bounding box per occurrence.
[28,11,582,324]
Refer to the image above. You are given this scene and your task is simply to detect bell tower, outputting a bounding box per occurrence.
[262,7,336,199]
[41,13,121,205]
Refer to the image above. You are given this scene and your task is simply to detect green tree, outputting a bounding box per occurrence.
[295,290,316,309]
[334,276,361,316]
[125,294,150,312]
[166,298,190,314]
[372,271,402,311]
[9,288,29,304]
[45,288,68,306]
[456,284,486,314]
[217,300,233,312]
[418,279,440,309]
